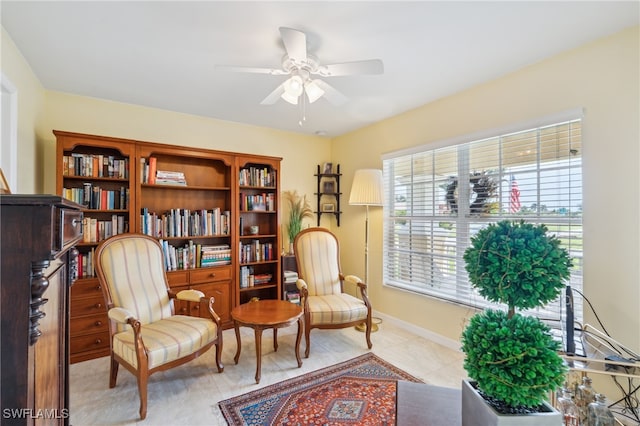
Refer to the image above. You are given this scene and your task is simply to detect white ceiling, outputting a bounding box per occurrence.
[2,1,638,137]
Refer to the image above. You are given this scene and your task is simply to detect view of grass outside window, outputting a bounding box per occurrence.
[382,118,583,337]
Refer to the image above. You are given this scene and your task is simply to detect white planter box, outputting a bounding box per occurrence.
[461,380,561,426]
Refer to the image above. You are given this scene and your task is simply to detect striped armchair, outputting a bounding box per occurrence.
[94,234,223,420]
[294,227,372,357]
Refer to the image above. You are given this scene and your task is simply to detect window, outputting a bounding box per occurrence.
[382,116,583,326]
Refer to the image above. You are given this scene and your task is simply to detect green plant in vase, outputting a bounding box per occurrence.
[283,190,313,252]
[461,220,572,422]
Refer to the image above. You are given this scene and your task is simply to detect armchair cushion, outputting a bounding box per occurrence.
[112,315,218,369]
[307,293,368,325]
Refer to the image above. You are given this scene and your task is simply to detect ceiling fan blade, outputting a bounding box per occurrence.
[317,59,384,77]
[313,80,348,106]
[215,65,288,75]
[260,82,286,105]
[279,27,307,63]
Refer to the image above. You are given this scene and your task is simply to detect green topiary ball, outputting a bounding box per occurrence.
[463,220,572,310]
[461,309,567,408]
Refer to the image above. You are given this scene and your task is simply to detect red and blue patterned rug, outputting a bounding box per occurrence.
[218,352,423,425]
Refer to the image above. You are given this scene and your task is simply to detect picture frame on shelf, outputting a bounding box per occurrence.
[322,203,336,212]
[323,180,335,194]
[322,162,333,175]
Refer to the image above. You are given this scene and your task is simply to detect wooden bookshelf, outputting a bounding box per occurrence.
[55,130,282,362]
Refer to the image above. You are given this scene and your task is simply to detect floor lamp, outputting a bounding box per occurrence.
[349,169,384,332]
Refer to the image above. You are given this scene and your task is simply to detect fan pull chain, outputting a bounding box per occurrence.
[298,93,307,126]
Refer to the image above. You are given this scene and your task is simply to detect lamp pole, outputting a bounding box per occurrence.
[364,204,370,284]
[349,169,384,333]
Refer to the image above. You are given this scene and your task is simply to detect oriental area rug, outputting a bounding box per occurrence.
[218,352,423,425]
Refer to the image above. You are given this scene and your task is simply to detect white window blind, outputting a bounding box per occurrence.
[383,118,583,326]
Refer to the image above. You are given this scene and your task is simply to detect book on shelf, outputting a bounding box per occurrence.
[239,167,276,187]
[155,170,187,186]
[253,273,272,285]
[140,208,230,238]
[148,157,157,184]
[63,184,129,210]
[285,291,300,304]
[239,240,274,263]
[283,270,298,283]
[63,153,128,179]
[158,240,231,271]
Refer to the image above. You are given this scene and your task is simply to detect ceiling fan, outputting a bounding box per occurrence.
[216,27,384,107]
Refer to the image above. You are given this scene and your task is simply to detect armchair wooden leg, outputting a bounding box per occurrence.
[137,372,148,420]
[365,317,373,349]
[304,319,311,358]
[109,356,119,388]
[215,340,224,373]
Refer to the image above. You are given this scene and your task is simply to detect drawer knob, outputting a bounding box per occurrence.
[95,303,102,308]
[210,273,216,278]
[95,338,102,345]
[96,285,102,290]
[95,321,103,326]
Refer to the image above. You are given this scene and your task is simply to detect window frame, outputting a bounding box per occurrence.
[381,110,583,327]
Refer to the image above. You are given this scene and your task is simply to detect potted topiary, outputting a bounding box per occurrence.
[460,220,571,425]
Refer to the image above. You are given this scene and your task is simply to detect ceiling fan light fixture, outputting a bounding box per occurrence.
[305,80,325,103]
[282,75,303,104]
[281,90,299,105]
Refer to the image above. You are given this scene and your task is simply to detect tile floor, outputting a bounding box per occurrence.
[69,319,466,425]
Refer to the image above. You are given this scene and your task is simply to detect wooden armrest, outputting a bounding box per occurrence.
[176,289,205,302]
[108,307,135,323]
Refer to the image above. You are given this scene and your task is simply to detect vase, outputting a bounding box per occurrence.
[289,242,294,255]
[461,380,561,426]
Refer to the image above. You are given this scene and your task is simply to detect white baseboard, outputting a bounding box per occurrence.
[373,309,462,353]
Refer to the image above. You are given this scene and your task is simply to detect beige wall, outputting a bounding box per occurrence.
[333,26,640,357]
[1,27,45,193]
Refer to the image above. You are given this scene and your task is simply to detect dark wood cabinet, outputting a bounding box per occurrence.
[1,195,82,426]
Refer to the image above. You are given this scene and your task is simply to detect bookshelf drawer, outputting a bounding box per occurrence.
[190,266,232,284]
[167,270,189,286]
[71,278,103,298]
[70,331,110,353]
[71,296,107,317]
[70,313,109,337]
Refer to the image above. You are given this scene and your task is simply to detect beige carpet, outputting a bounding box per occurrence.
[69,319,465,425]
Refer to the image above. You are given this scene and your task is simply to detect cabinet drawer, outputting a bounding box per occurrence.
[58,208,83,250]
[167,270,189,286]
[70,313,109,337]
[71,296,107,317]
[190,266,231,284]
[71,331,110,353]
[71,278,104,298]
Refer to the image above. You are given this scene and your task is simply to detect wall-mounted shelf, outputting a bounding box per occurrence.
[315,164,341,226]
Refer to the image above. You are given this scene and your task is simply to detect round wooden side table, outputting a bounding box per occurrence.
[231,299,303,383]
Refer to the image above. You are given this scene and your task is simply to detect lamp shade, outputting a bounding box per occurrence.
[349,169,384,206]
[304,80,325,103]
